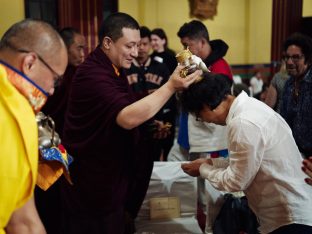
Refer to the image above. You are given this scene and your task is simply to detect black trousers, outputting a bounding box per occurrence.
[35,180,62,234]
[61,206,125,234]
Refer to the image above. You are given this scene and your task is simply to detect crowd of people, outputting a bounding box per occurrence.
[1,11,312,234]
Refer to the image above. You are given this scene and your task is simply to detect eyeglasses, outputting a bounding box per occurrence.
[282,54,304,63]
[5,42,62,82]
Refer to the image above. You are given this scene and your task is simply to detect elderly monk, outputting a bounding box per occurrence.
[61,12,200,234]
[0,19,67,234]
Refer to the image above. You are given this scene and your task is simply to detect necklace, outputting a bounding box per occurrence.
[292,78,301,102]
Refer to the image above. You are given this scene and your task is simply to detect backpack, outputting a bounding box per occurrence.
[213,194,259,234]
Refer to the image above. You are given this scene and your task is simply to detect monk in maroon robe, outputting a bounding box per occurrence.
[60,12,201,234]
[35,28,85,234]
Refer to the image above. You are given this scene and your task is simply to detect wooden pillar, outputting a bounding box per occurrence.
[271,0,303,67]
[58,0,104,53]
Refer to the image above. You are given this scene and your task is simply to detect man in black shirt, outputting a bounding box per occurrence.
[125,26,177,161]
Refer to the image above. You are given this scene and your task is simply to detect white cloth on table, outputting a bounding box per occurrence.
[135,162,203,234]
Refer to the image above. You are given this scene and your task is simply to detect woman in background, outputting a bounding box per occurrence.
[151,28,177,74]
[150,28,178,161]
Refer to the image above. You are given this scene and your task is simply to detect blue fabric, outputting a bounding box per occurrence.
[216,149,229,158]
[40,147,73,172]
[280,66,312,157]
[177,112,190,150]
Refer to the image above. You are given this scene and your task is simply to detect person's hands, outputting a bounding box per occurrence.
[181,158,212,177]
[302,156,312,186]
[167,65,202,91]
[152,120,172,139]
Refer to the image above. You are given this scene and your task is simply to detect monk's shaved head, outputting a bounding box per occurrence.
[0,19,68,95]
[0,19,65,65]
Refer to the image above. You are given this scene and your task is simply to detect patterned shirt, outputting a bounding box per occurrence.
[280,66,312,157]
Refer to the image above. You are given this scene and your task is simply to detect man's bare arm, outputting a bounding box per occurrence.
[117,66,201,129]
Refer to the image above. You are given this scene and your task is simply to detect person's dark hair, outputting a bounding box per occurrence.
[233,83,250,97]
[59,27,81,48]
[283,32,312,65]
[140,26,151,40]
[151,28,168,49]
[177,20,210,42]
[98,12,139,44]
[180,72,232,115]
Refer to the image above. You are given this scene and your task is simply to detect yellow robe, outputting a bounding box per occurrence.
[0,64,38,233]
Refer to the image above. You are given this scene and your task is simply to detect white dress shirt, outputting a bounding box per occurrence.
[188,114,228,153]
[200,91,312,233]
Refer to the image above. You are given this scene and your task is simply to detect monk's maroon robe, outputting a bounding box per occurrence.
[61,47,144,233]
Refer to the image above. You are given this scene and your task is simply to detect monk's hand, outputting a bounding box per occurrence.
[181,158,210,177]
[167,65,202,91]
[303,156,312,186]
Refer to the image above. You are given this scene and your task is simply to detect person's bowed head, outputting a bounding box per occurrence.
[178,72,233,176]
[178,71,233,125]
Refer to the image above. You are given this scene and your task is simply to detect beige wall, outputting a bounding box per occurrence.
[1,0,309,64]
[119,0,272,65]
[303,0,312,17]
[248,0,272,64]
[0,0,25,38]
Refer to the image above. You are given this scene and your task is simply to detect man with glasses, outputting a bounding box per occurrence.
[0,19,67,233]
[280,33,312,159]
